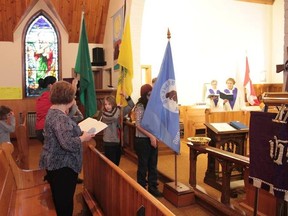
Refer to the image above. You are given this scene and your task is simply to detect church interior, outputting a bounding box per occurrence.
[1,0,288,215]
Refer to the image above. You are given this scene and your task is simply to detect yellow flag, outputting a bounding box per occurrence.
[116,16,133,106]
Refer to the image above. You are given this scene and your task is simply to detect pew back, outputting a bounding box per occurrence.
[0,143,55,216]
[83,140,175,216]
[15,113,30,169]
[182,105,208,140]
[0,148,17,215]
[205,109,250,126]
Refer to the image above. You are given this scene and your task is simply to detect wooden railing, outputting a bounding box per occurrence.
[82,140,175,216]
[187,143,250,205]
[186,142,281,215]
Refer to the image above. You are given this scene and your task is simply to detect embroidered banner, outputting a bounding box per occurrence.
[249,111,288,201]
[112,7,124,71]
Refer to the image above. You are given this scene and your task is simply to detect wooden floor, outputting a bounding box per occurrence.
[27,138,246,216]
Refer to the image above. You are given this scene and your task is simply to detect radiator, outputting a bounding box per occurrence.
[27,112,37,138]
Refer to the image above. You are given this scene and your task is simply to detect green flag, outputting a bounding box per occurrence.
[74,14,97,118]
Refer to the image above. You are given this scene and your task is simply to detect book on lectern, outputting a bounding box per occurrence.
[229,121,249,130]
[210,123,237,132]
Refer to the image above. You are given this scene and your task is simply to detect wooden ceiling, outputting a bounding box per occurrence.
[0,0,110,43]
[0,0,275,43]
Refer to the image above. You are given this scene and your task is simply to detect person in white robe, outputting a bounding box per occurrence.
[205,80,223,111]
[223,78,246,111]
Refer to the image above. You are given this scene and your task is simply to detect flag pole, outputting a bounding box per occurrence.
[167,28,180,188]
[162,29,194,207]
[119,0,127,147]
[120,66,124,147]
[167,29,179,188]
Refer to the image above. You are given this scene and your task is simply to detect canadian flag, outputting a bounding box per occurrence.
[244,56,260,106]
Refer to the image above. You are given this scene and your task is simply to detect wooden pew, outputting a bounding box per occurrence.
[15,112,29,169]
[181,105,208,140]
[205,109,251,126]
[82,139,175,216]
[122,121,174,163]
[0,99,36,140]
[0,143,56,215]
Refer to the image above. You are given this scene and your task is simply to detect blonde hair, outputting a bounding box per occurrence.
[211,80,217,85]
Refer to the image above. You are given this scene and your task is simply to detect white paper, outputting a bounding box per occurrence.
[210,123,237,132]
[78,117,107,135]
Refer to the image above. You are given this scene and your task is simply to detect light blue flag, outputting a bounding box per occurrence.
[141,41,180,153]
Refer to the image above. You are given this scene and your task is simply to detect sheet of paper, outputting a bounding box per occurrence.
[210,123,237,132]
[78,117,107,135]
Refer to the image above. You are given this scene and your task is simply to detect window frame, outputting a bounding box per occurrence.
[22,10,61,98]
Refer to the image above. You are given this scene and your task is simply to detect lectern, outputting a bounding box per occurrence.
[204,123,248,191]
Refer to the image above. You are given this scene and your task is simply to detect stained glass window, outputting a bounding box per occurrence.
[24,14,59,97]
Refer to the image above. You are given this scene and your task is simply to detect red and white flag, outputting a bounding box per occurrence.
[244,56,260,106]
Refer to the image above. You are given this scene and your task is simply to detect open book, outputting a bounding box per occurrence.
[207,94,219,99]
[219,92,233,101]
[78,117,107,135]
[210,123,237,132]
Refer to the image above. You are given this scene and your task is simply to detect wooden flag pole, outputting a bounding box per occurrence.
[162,29,194,207]
[174,153,178,187]
[120,66,125,147]
[168,28,178,188]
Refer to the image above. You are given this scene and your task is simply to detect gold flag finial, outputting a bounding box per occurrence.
[167,28,171,39]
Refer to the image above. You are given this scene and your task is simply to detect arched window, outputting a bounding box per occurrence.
[24,12,60,97]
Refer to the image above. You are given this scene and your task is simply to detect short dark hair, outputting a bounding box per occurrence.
[50,81,75,105]
[0,105,12,120]
[38,76,57,88]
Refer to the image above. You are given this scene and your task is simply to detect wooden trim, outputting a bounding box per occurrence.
[237,0,274,5]
[82,189,104,216]
[22,10,62,98]
[187,143,249,206]
[15,114,29,169]
[82,140,175,216]
[1,143,46,190]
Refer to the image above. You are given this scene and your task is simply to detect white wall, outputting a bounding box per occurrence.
[272,0,284,83]
[140,0,284,105]
[0,0,284,104]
